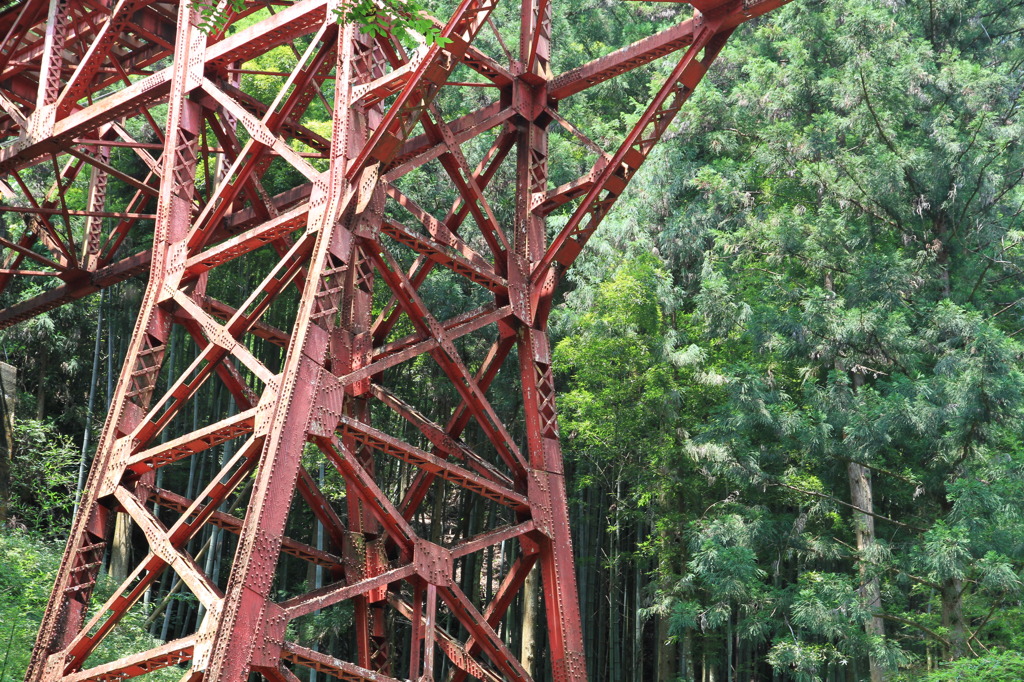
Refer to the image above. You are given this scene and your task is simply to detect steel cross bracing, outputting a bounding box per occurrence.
[0,0,790,679]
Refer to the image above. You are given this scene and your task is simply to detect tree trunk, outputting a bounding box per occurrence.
[726,612,734,682]
[682,628,693,682]
[634,552,643,682]
[109,512,132,581]
[941,577,967,660]
[580,484,597,665]
[846,369,887,682]
[430,480,445,544]
[35,344,47,420]
[848,459,887,681]
[520,563,540,678]
[655,501,681,681]
[0,363,15,526]
[657,611,676,682]
[76,294,104,517]
[609,485,623,682]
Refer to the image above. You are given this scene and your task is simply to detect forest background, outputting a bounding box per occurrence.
[2,0,1024,680]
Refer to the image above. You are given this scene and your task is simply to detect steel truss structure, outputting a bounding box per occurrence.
[0,0,788,679]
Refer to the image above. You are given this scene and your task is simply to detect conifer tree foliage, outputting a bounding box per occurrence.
[550,0,1024,679]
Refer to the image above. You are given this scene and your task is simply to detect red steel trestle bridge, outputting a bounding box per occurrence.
[0,0,788,679]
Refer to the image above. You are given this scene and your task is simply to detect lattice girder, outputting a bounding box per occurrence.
[0,0,790,680]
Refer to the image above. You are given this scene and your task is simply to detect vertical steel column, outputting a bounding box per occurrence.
[514,3,587,680]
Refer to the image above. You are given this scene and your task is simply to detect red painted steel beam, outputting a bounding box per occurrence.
[550,15,703,99]
[3,1,794,680]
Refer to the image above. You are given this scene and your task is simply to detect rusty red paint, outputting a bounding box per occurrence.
[0,1,791,679]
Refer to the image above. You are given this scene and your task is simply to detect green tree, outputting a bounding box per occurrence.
[600,0,1024,677]
[0,531,181,681]
[6,419,77,537]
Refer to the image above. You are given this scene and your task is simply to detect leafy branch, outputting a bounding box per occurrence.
[194,0,245,36]
[334,0,451,47]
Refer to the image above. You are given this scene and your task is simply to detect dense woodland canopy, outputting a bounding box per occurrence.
[2,0,1024,680]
